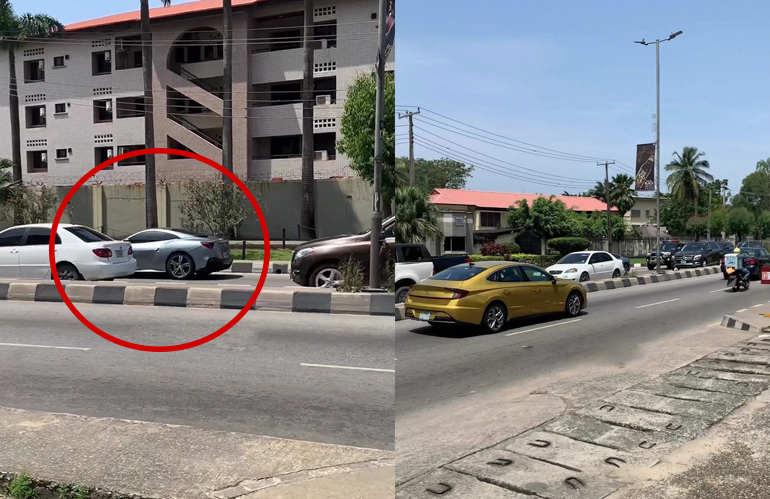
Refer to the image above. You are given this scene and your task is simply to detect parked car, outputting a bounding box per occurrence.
[546,251,625,282]
[397,243,471,273]
[673,241,723,268]
[646,241,684,270]
[395,261,434,304]
[717,241,734,255]
[291,216,395,287]
[404,261,587,333]
[721,247,770,280]
[738,240,763,249]
[0,223,136,280]
[123,228,232,280]
[611,253,630,275]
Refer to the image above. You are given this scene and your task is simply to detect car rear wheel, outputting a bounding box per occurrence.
[395,285,410,304]
[166,252,195,280]
[612,269,621,278]
[57,263,82,281]
[565,292,583,318]
[311,264,340,288]
[647,265,655,271]
[481,302,507,334]
[579,272,590,282]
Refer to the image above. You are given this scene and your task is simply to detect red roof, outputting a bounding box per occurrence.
[66,0,267,31]
[429,188,616,212]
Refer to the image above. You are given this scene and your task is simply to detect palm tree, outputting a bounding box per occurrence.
[666,146,713,233]
[588,181,608,204]
[0,2,63,183]
[140,0,171,229]
[609,173,636,217]
[395,186,443,243]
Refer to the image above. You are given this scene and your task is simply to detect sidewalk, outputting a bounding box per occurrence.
[0,407,394,499]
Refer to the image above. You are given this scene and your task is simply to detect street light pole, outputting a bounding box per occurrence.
[635,30,682,274]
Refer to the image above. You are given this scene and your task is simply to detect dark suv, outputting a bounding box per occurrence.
[674,241,723,268]
[291,217,395,287]
[647,241,684,270]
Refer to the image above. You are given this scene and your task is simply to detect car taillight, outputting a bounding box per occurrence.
[432,266,436,275]
[748,258,758,265]
[447,288,469,299]
[201,242,215,249]
[92,248,112,258]
[464,257,471,263]
[127,246,133,255]
[721,257,725,264]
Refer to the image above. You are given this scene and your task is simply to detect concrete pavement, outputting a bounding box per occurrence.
[0,301,394,450]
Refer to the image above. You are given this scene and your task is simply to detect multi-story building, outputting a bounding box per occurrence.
[0,0,394,185]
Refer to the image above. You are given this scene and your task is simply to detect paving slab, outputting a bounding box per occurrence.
[396,469,529,499]
[575,403,711,439]
[446,449,621,499]
[543,414,687,456]
[631,380,750,406]
[670,365,770,386]
[706,349,770,366]
[602,390,737,423]
[660,373,765,396]
[690,359,770,377]
[500,431,657,475]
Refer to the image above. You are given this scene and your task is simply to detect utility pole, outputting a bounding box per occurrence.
[635,30,682,274]
[707,188,712,241]
[599,161,615,252]
[399,108,420,186]
[368,0,389,289]
[300,0,316,240]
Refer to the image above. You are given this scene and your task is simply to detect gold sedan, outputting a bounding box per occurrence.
[404,261,587,333]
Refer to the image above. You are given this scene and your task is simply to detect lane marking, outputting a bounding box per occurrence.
[736,309,748,313]
[0,342,90,351]
[300,363,394,373]
[505,319,582,337]
[753,304,764,308]
[636,298,681,309]
[710,288,728,293]
[707,322,721,327]
[217,283,253,287]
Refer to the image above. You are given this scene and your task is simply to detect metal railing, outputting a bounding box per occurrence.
[179,67,224,99]
[167,113,223,149]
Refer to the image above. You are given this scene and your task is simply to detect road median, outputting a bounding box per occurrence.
[0,280,395,317]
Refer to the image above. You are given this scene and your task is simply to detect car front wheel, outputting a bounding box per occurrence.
[310,264,340,288]
[565,292,583,318]
[481,302,507,333]
[580,272,590,282]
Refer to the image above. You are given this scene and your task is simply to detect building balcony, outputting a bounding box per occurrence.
[251,102,340,138]
[251,47,337,85]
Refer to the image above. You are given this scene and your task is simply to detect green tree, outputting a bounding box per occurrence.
[396,157,474,192]
[710,208,728,236]
[507,196,573,251]
[587,181,608,203]
[755,211,770,239]
[733,171,770,215]
[338,72,396,212]
[179,180,251,239]
[728,207,755,241]
[0,158,14,205]
[394,186,443,243]
[3,185,59,224]
[687,216,709,239]
[0,1,63,184]
[659,196,686,236]
[665,146,713,225]
[609,173,636,217]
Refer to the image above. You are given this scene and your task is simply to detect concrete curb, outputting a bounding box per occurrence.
[0,280,394,317]
[395,266,721,321]
[721,315,762,333]
[226,261,291,274]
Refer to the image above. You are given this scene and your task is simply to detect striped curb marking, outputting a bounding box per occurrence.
[0,281,394,317]
[226,261,291,274]
[721,315,762,333]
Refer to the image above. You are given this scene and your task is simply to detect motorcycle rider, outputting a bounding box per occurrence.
[725,248,751,285]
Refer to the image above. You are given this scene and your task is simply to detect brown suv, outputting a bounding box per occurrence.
[291,216,395,287]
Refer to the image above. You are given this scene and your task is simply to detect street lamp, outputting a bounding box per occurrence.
[634,31,682,274]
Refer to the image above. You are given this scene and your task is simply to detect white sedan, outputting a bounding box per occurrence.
[546,251,625,282]
[0,223,136,280]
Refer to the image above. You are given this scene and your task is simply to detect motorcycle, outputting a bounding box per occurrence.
[726,269,750,292]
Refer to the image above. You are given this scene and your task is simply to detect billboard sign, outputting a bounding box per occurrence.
[636,143,656,191]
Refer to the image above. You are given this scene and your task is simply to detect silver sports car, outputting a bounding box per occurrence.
[123,228,233,279]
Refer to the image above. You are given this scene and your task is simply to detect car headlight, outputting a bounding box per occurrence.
[647,252,651,257]
[294,248,314,260]
[566,268,579,273]
[663,252,671,257]
[694,255,702,259]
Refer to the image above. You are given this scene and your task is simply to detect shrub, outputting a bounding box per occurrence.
[547,237,590,256]
[337,257,365,293]
[7,472,36,499]
[480,242,508,256]
[384,257,395,293]
[469,253,558,268]
[501,242,521,254]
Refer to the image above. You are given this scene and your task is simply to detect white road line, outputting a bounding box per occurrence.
[710,288,728,293]
[636,298,681,309]
[300,363,394,373]
[707,322,721,327]
[754,304,764,308]
[505,319,582,337]
[0,342,90,351]
[736,309,748,313]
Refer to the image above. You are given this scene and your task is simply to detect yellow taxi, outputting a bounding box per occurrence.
[404,261,587,333]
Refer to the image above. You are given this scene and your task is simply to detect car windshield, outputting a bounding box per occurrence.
[431,265,486,281]
[682,243,706,252]
[65,226,113,243]
[557,253,590,264]
[660,243,679,252]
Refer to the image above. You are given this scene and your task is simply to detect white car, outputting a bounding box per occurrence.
[395,260,434,304]
[546,251,624,282]
[0,223,137,280]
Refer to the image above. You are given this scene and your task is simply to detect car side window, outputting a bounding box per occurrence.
[403,246,424,261]
[382,224,395,238]
[24,228,61,245]
[0,228,26,247]
[522,266,550,282]
[129,231,176,243]
[495,266,524,283]
[600,252,612,262]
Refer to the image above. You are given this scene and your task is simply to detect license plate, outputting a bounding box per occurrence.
[419,312,431,321]
[116,250,123,258]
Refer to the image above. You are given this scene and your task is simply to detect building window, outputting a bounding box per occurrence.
[631,210,641,218]
[314,76,336,104]
[116,96,145,118]
[55,148,68,160]
[23,59,45,83]
[314,21,337,48]
[94,146,114,169]
[269,28,302,51]
[269,135,302,159]
[455,217,464,227]
[116,145,145,166]
[645,210,651,218]
[54,103,66,114]
[115,36,143,70]
[269,81,301,105]
[26,151,47,172]
[25,105,46,128]
[314,132,336,160]
[480,212,501,228]
[444,236,466,252]
[93,99,113,123]
[53,56,65,68]
[92,51,112,75]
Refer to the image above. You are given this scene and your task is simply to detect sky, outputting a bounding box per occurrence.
[397,0,770,197]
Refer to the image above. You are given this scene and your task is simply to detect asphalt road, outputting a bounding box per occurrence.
[397,272,770,416]
[0,302,394,450]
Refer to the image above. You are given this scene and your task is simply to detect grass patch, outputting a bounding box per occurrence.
[630,257,647,265]
[6,473,36,499]
[229,248,294,261]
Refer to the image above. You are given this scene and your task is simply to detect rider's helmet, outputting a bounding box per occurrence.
[735,248,741,253]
